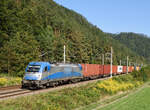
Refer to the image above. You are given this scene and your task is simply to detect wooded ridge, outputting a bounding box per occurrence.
[0,0,149,76]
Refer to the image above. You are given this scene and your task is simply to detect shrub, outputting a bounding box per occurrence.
[131,66,150,82]
[0,78,7,86]
[9,77,22,85]
[0,77,22,87]
[96,78,142,95]
[112,74,134,82]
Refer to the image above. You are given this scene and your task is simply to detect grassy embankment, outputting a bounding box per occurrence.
[80,82,150,110]
[99,85,150,110]
[0,66,150,110]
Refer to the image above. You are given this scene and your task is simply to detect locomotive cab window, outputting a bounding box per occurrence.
[27,65,41,73]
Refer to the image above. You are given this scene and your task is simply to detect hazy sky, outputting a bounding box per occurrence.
[54,0,150,36]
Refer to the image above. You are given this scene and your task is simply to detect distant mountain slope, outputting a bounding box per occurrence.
[111,32,150,63]
[0,0,146,76]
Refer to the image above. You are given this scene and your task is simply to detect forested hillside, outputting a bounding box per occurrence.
[0,0,146,76]
[111,32,150,63]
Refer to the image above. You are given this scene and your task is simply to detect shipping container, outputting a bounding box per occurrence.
[99,65,104,75]
[81,64,100,77]
[123,66,127,73]
[136,66,140,71]
[112,65,117,75]
[132,66,134,71]
[103,65,110,75]
[134,66,137,70]
[117,66,123,74]
[128,66,132,72]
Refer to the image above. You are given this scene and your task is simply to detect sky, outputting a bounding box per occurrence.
[54,0,150,37]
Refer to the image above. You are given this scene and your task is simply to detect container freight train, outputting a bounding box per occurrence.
[22,62,139,89]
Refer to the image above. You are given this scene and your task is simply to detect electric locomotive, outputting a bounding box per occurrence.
[22,62,83,89]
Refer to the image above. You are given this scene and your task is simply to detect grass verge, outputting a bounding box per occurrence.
[98,83,150,110]
[79,82,149,110]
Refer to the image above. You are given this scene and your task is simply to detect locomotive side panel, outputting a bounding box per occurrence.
[42,64,83,80]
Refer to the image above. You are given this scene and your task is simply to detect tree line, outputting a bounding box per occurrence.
[0,0,147,76]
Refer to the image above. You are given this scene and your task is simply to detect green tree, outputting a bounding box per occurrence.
[0,32,40,76]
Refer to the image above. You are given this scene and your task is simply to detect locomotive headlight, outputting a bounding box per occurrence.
[37,74,41,80]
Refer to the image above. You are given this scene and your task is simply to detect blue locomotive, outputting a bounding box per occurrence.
[22,62,83,89]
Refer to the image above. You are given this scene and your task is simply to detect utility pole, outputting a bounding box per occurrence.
[127,56,128,74]
[110,47,113,78]
[102,54,104,65]
[64,45,66,64]
[120,60,121,66]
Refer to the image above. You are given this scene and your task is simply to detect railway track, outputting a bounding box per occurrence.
[0,74,124,100]
[0,85,32,100]
[0,89,31,99]
[0,85,21,91]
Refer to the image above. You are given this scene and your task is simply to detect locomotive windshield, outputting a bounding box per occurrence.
[27,65,41,72]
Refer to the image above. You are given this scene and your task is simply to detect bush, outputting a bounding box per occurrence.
[96,78,143,95]
[0,78,7,86]
[131,66,150,82]
[0,77,22,87]
[9,78,22,85]
[112,74,134,82]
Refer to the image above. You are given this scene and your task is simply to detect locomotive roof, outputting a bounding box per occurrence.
[29,62,50,65]
[29,62,80,67]
[51,63,80,67]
